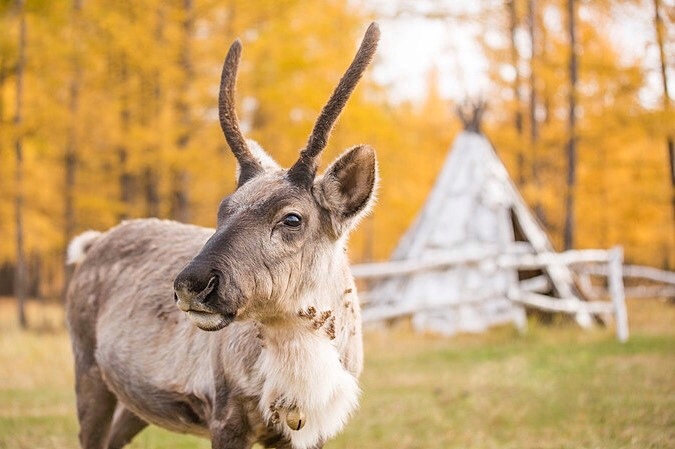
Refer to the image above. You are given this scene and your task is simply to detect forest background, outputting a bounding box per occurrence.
[0,0,673,318]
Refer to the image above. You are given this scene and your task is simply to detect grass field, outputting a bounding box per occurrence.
[1,297,673,449]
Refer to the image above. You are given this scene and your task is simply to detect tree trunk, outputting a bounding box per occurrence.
[170,0,193,223]
[144,167,160,217]
[507,0,525,186]
[0,54,6,136]
[527,0,546,226]
[653,0,674,225]
[118,147,132,221]
[63,0,83,298]
[118,60,133,221]
[538,10,551,124]
[527,0,538,144]
[144,5,165,218]
[563,0,577,250]
[14,0,27,328]
[0,54,6,168]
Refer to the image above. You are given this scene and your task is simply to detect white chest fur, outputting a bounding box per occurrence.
[254,327,359,449]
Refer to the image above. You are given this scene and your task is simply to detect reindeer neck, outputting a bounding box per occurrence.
[251,272,360,449]
[261,279,353,342]
[257,244,354,333]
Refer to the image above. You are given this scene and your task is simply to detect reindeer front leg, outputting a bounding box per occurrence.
[275,441,324,449]
[210,396,254,449]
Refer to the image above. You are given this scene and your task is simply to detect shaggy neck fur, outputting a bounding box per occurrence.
[251,247,360,449]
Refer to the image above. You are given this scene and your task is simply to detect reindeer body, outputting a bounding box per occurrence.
[66,23,379,449]
[67,219,363,449]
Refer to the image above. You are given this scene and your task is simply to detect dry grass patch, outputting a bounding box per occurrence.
[0,297,673,449]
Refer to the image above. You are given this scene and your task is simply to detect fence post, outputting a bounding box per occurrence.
[608,246,629,343]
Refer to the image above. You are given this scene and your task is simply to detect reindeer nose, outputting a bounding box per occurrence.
[174,285,196,312]
[174,266,219,311]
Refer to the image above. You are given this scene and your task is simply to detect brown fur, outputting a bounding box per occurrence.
[219,39,262,186]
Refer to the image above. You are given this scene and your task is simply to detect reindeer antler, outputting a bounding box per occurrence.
[288,22,380,186]
[219,39,262,186]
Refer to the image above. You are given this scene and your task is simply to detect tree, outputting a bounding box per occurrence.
[652,0,674,223]
[507,0,525,185]
[527,0,546,225]
[13,0,27,327]
[142,4,165,218]
[63,0,83,297]
[117,57,132,221]
[563,0,578,250]
[527,0,538,145]
[170,0,193,223]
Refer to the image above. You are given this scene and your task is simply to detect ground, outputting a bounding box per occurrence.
[0,297,673,449]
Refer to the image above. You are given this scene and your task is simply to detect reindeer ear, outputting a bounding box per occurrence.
[314,145,378,235]
[235,139,281,181]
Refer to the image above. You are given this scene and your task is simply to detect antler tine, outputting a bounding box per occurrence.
[288,22,380,186]
[219,39,262,186]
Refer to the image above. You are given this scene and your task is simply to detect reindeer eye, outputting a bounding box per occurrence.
[282,213,302,228]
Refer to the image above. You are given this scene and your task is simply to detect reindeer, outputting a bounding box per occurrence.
[65,23,380,449]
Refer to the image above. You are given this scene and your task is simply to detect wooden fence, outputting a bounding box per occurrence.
[576,263,675,299]
[352,246,630,342]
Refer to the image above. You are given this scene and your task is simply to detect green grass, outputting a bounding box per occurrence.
[1,298,673,449]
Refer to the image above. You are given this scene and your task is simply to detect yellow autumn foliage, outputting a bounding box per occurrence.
[0,0,672,298]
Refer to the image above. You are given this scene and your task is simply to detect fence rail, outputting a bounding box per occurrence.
[351,247,611,280]
[353,246,630,342]
[577,264,675,285]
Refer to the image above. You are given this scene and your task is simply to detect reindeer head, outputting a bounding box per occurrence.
[173,23,380,331]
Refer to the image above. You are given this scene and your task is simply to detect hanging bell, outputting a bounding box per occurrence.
[285,406,306,431]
